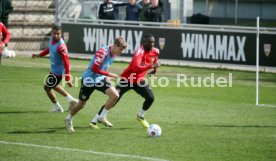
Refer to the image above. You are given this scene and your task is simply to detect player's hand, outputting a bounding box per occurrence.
[67,82,74,88]
[148,69,156,75]
[151,62,161,68]
[0,43,5,49]
[108,73,119,80]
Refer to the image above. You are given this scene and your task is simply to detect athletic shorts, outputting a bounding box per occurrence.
[44,73,62,88]
[78,78,112,101]
[116,79,153,97]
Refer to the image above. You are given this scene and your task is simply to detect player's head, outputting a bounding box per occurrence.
[128,0,136,5]
[51,25,62,41]
[112,37,127,56]
[142,33,155,52]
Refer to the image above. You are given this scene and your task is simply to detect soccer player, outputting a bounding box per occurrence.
[0,22,10,64]
[32,25,78,112]
[90,33,160,129]
[65,37,127,132]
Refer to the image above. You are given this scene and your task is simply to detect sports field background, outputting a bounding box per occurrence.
[0,56,275,161]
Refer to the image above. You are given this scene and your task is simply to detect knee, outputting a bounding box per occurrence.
[77,101,86,109]
[110,92,119,101]
[146,95,154,103]
[79,102,86,109]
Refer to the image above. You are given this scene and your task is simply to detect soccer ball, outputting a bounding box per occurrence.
[10,50,16,58]
[3,50,11,58]
[147,124,162,137]
[2,49,15,58]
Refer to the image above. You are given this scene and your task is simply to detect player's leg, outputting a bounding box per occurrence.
[95,78,119,127]
[96,80,130,115]
[64,100,86,132]
[135,83,155,113]
[90,79,130,128]
[0,52,2,65]
[133,81,154,128]
[0,47,3,65]
[90,84,124,128]
[104,86,119,110]
[53,85,78,112]
[44,74,64,112]
[44,85,64,112]
[96,86,119,127]
[114,79,132,106]
[65,80,94,132]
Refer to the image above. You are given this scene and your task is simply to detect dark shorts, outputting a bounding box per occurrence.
[44,73,62,88]
[78,78,112,101]
[116,79,154,99]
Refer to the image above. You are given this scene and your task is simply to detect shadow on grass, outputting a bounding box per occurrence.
[49,126,136,131]
[7,130,56,134]
[7,127,71,134]
[0,111,48,114]
[6,126,137,135]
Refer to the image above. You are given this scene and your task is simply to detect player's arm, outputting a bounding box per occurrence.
[32,48,49,58]
[1,23,11,47]
[91,49,118,79]
[148,62,157,75]
[91,64,109,76]
[148,49,161,75]
[132,51,154,72]
[57,44,72,86]
[148,56,159,75]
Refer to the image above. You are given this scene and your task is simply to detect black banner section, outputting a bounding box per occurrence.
[61,23,276,67]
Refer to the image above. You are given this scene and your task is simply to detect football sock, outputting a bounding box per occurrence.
[66,94,76,102]
[138,109,146,118]
[66,114,72,120]
[99,108,109,118]
[92,114,99,123]
[54,102,62,109]
[98,105,105,115]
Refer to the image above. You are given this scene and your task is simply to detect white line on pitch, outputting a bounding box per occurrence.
[257,104,276,108]
[0,140,168,161]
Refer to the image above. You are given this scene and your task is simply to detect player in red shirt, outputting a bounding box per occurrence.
[32,25,78,112]
[90,33,160,129]
[0,22,11,64]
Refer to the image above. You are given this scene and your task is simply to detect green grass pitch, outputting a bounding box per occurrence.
[0,56,275,161]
